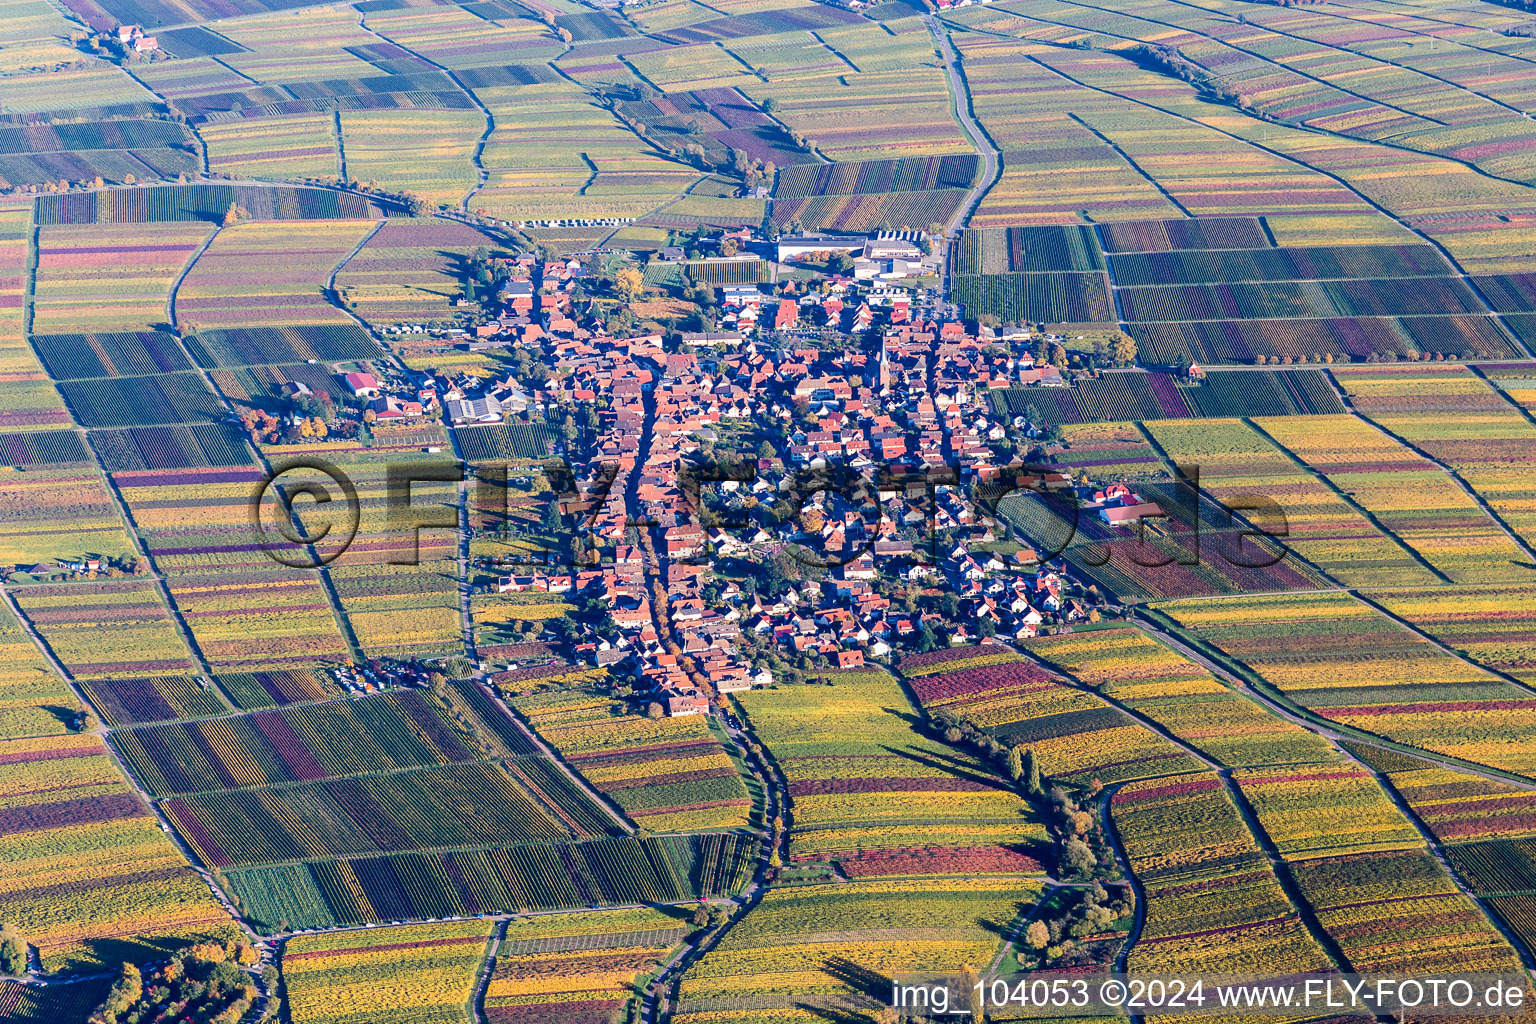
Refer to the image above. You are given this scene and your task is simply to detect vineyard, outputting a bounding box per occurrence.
[112,690,485,797]
[183,324,382,368]
[283,921,492,1024]
[774,155,978,198]
[57,372,225,428]
[90,422,253,470]
[955,224,1105,275]
[16,580,195,680]
[0,430,89,466]
[1098,216,1272,253]
[486,908,688,1024]
[736,669,1044,867]
[34,184,385,225]
[514,687,753,832]
[30,331,192,380]
[11,0,1536,1009]
[453,422,556,461]
[687,259,769,286]
[952,271,1112,324]
[1132,315,1518,364]
[226,833,757,931]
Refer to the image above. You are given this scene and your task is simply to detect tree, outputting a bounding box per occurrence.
[613,266,644,303]
[646,701,664,719]
[89,962,143,1024]
[0,924,25,975]
[1024,919,1050,951]
[762,97,780,115]
[1025,748,1042,795]
[221,201,250,226]
[691,904,710,927]
[1006,745,1024,782]
[1110,331,1137,366]
[1063,837,1097,878]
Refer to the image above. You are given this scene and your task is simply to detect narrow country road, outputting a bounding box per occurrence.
[926,14,1000,301]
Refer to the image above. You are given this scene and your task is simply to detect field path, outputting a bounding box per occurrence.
[353,8,493,213]
[470,678,634,835]
[1334,401,1536,570]
[1010,48,1534,358]
[0,586,268,997]
[926,14,1000,300]
[1002,638,1360,986]
[469,918,505,1024]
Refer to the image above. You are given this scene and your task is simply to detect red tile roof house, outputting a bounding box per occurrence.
[775,299,799,330]
[344,371,381,397]
[665,691,710,717]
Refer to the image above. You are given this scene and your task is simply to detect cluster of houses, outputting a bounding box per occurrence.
[115,23,157,53]
[329,368,535,426]
[519,303,1122,683]
[774,233,939,282]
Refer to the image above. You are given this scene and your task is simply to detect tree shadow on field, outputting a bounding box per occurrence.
[41,705,79,730]
[880,705,926,731]
[878,743,1004,789]
[822,956,890,1002]
[800,1006,875,1024]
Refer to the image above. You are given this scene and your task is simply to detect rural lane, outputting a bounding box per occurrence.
[926,15,999,300]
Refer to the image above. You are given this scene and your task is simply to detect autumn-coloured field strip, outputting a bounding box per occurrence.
[1141,417,1442,589]
[0,731,237,972]
[1347,743,1536,847]
[903,643,1207,787]
[735,668,1046,867]
[176,219,379,330]
[300,450,461,658]
[111,465,316,576]
[1333,364,1536,560]
[1153,593,1536,778]
[0,595,82,740]
[997,475,1329,602]
[1255,413,1529,585]
[486,908,688,1024]
[167,571,352,672]
[513,687,752,833]
[0,463,135,567]
[1369,584,1536,688]
[283,920,493,1024]
[14,580,196,682]
[333,217,497,326]
[33,185,383,226]
[31,222,213,335]
[1112,773,1337,975]
[225,832,757,932]
[676,878,1041,1012]
[1019,627,1336,769]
